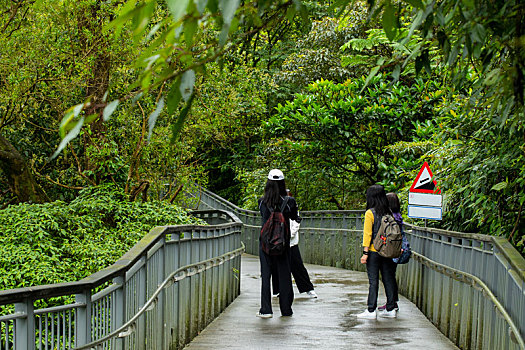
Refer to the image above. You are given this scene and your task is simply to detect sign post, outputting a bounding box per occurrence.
[408,162,442,220]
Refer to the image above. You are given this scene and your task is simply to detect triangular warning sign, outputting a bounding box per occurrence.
[409,162,441,194]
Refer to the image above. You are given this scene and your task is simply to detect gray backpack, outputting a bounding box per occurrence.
[372,212,403,258]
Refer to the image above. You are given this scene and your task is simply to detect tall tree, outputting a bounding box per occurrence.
[0,0,51,203]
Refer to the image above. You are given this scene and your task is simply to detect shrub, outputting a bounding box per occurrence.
[0,185,204,291]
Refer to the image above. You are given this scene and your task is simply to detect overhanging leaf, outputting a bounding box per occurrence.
[392,64,401,81]
[217,0,239,46]
[148,96,165,141]
[171,93,195,143]
[146,23,161,41]
[133,1,155,42]
[180,70,196,102]
[360,57,385,92]
[166,0,190,23]
[167,78,182,115]
[184,18,199,48]
[51,117,85,160]
[219,0,239,25]
[382,1,397,41]
[104,0,139,32]
[102,100,119,121]
[195,0,208,14]
[60,103,84,138]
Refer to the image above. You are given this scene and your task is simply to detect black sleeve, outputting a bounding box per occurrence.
[285,196,299,222]
[259,198,270,226]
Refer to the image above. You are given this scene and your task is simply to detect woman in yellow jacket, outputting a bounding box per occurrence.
[356,184,398,319]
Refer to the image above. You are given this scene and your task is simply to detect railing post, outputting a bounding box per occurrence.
[355,214,363,231]
[15,299,35,349]
[137,258,147,348]
[75,289,92,347]
[112,275,126,350]
[158,237,166,350]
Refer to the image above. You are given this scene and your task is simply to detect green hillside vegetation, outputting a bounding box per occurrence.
[0,186,204,291]
[0,0,523,286]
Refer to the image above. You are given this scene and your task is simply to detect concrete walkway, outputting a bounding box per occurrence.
[184,254,458,349]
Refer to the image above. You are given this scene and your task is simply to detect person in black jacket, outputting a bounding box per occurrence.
[272,189,317,299]
[257,169,298,318]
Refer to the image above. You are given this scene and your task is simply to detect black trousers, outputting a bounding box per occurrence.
[259,245,294,316]
[272,245,314,294]
[366,251,398,312]
[393,263,398,303]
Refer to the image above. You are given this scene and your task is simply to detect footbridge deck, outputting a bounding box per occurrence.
[0,187,523,350]
[185,254,458,349]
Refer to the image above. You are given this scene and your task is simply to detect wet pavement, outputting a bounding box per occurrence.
[184,254,458,349]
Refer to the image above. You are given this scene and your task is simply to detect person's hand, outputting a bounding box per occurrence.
[360,254,368,264]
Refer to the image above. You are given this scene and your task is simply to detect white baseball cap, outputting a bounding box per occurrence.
[267,169,284,180]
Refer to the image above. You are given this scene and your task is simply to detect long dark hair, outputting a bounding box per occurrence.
[366,184,390,217]
[386,192,401,213]
[263,179,287,209]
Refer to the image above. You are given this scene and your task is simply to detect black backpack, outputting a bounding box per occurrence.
[260,197,290,256]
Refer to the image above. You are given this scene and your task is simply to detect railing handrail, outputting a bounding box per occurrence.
[412,250,525,348]
[0,210,242,304]
[196,188,525,291]
[198,187,366,215]
[195,187,525,349]
[405,223,493,241]
[406,224,525,283]
[74,243,245,350]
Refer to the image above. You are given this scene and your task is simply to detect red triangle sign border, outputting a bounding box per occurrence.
[409,161,441,194]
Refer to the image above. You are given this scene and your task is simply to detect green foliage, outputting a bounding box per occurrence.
[388,0,524,120]
[0,185,204,291]
[56,0,308,149]
[183,63,272,202]
[1,0,523,261]
[333,0,525,254]
[275,8,369,90]
[268,76,445,194]
[427,98,525,254]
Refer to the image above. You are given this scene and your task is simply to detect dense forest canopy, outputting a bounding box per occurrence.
[0,0,523,255]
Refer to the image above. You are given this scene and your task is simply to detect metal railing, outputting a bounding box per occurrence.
[189,187,366,271]
[398,226,525,350]
[0,210,243,350]
[190,187,525,350]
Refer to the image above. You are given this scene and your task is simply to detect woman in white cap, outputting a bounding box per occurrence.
[272,189,317,299]
[256,169,299,318]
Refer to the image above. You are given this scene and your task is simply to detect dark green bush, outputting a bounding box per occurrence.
[0,185,204,291]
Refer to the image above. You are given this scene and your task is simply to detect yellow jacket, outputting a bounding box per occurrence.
[362,209,377,252]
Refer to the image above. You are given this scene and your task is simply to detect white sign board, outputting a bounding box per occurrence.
[409,192,442,207]
[408,205,442,220]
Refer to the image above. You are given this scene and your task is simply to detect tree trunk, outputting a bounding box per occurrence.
[0,135,49,203]
[79,1,111,134]
[76,1,112,181]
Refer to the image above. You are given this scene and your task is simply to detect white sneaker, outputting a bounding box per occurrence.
[378,309,397,318]
[306,290,318,298]
[356,310,376,319]
[272,293,279,298]
[256,312,273,319]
